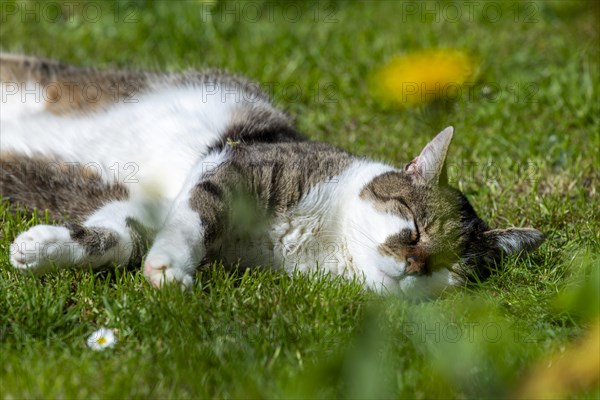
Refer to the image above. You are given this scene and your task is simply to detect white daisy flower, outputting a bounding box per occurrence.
[86,327,117,350]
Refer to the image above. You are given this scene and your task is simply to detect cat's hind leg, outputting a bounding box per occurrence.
[3,154,163,273]
[10,200,163,274]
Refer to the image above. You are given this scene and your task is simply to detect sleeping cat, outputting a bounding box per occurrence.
[0,54,544,298]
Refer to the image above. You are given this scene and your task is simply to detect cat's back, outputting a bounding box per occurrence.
[1,54,302,198]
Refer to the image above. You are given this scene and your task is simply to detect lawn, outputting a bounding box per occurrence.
[1,0,599,398]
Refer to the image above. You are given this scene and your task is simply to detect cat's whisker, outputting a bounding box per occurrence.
[346,221,380,246]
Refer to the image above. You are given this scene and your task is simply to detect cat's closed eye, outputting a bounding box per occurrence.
[398,228,419,245]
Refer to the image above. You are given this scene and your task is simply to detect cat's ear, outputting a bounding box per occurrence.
[484,228,545,256]
[405,126,453,185]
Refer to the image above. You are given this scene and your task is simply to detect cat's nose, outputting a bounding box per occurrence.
[406,256,429,276]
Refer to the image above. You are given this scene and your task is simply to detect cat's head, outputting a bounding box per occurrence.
[351,127,544,298]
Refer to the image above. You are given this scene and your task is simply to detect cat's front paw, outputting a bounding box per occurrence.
[10,225,83,272]
[143,253,194,290]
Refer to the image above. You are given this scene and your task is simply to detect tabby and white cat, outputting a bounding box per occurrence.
[0,54,544,298]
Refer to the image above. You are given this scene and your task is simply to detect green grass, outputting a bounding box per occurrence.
[1,0,599,398]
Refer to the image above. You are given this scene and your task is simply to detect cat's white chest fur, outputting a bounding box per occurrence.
[218,161,408,288]
[270,212,347,275]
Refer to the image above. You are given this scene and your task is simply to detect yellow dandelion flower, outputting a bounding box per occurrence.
[371,49,475,107]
